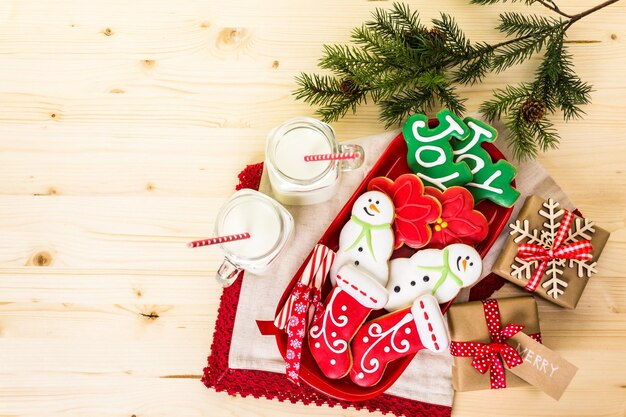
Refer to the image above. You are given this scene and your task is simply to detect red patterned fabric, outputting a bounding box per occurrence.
[201,163,453,417]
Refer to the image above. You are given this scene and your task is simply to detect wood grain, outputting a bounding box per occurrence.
[0,0,624,416]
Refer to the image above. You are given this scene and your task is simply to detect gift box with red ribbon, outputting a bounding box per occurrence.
[447,297,541,391]
[492,195,610,309]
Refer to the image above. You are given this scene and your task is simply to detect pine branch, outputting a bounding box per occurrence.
[450,44,494,85]
[293,0,622,160]
[379,88,435,128]
[470,0,538,5]
[505,107,539,160]
[480,83,531,120]
[498,12,563,37]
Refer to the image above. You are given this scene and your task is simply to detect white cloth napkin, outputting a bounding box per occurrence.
[228,124,574,407]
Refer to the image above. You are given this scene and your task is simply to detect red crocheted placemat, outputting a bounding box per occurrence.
[201,162,506,417]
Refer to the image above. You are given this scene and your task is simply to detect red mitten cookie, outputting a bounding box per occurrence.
[424,186,489,249]
[308,265,388,379]
[368,174,441,250]
[350,295,449,387]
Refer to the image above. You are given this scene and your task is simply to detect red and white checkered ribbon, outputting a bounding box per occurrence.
[450,299,542,389]
[273,244,335,384]
[517,211,593,292]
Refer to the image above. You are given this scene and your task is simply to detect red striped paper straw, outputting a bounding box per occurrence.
[187,233,250,248]
[304,151,360,162]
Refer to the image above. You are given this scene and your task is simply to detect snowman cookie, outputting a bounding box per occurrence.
[330,191,395,287]
[385,243,482,311]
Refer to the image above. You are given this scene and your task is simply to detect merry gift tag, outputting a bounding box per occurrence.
[508,332,578,400]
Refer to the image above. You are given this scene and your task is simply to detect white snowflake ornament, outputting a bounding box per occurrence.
[508,198,597,300]
[494,195,610,309]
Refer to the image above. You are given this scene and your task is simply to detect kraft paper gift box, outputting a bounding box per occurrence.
[447,296,541,391]
[492,195,610,309]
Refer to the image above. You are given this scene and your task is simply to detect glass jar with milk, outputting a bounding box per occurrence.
[214,189,294,287]
[265,117,364,205]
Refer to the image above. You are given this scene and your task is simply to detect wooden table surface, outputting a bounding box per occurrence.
[0,1,624,416]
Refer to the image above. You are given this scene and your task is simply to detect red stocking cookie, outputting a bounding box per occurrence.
[308,265,389,379]
[349,295,449,387]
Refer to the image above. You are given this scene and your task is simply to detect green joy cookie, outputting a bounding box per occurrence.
[403,109,473,190]
[451,117,520,207]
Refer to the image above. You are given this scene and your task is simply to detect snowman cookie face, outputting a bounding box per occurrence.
[446,243,481,284]
[351,191,394,226]
[385,243,482,311]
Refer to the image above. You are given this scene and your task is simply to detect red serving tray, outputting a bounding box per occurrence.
[273,125,515,401]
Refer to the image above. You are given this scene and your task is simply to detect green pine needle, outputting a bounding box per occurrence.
[293,0,618,160]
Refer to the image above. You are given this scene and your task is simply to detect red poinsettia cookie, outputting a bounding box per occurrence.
[368,174,441,249]
[424,186,489,249]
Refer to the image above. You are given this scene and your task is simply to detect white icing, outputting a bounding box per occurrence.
[466,170,504,195]
[358,312,414,375]
[385,244,482,311]
[411,295,449,352]
[452,120,493,155]
[309,288,349,354]
[456,153,485,175]
[330,191,395,286]
[351,191,395,226]
[415,171,460,191]
[330,359,336,365]
[334,265,389,309]
[411,114,465,143]
[415,145,446,167]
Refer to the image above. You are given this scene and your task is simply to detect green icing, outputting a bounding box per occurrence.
[403,109,473,190]
[346,215,391,261]
[417,248,464,296]
[450,117,520,207]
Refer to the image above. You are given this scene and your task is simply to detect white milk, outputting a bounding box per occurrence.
[274,127,332,180]
[266,117,364,206]
[214,189,294,286]
[221,198,282,259]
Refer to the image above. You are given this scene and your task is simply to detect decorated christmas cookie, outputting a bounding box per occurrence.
[425,186,489,249]
[403,109,473,190]
[309,264,389,379]
[385,243,482,311]
[330,190,395,286]
[368,174,441,249]
[450,117,520,207]
[350,294,449,387]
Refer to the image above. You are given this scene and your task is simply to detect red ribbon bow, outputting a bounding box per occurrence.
[517,211,593,292]
[450,299,541,389]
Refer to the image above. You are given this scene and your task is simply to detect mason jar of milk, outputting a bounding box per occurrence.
[265,117,364,206]
[214,189,294,287]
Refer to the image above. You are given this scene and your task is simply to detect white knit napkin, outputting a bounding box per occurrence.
[228,123,574,407]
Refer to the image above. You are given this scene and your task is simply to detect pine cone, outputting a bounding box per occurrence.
[340,78,357,96]
[521,99,546,123]
[428,28,445,41]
